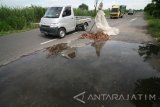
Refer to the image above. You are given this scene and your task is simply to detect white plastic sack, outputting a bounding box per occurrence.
[95,10,119,36]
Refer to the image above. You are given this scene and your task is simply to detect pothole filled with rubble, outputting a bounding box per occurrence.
[80,32,110,41]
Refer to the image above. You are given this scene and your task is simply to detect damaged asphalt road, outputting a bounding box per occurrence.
[0,12,154,66]
[0,12,160,107]
[0,40,160,107]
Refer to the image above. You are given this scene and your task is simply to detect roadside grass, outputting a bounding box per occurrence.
[145,13,160,42]
[0,29,34,37]
[0,6,45,36]
[0,23,39,36]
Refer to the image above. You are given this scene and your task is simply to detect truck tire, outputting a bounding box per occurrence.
[58,28,66,38]
[44,33,49,36]
[75,26,79,31]
[82,23,88,31]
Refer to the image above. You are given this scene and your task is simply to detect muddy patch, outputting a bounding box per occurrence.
[46,43,68,57]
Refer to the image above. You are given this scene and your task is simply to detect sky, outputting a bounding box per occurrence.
[0,0,152,10]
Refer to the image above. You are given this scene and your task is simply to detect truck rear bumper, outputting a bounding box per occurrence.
[110,14,119,18]
[40,25,59,35]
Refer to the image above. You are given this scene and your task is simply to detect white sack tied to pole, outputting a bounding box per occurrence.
[95,2,119,36]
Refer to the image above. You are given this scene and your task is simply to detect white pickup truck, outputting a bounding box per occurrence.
[39,5,91,38]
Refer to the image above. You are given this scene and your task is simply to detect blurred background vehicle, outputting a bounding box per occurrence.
[110,5,126,19]
[128,9,134,15]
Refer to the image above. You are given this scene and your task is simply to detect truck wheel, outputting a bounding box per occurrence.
[58,28,66,38]
[82,23,88,31]
[44,33,49,36]
[75,26,79,31]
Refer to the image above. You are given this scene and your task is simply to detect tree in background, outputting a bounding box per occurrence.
[144,3,155,15]
[152,0,160,17]
[79,3,88,10]
[152,0,160,4]
[78,0,101,17]
[144,0,160,18]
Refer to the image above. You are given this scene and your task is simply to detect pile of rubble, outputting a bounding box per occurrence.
[46,43,68,57]
[80,32,110,41]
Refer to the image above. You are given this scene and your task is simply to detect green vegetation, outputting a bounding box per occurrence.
[78,3,89,10]
[144,0,160,18]
[0,5,46,36]
[0,24,39,36]
[74,8,109,17]
[145,14,160,41]
[144,0,160,42]
[74,8,97,17]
